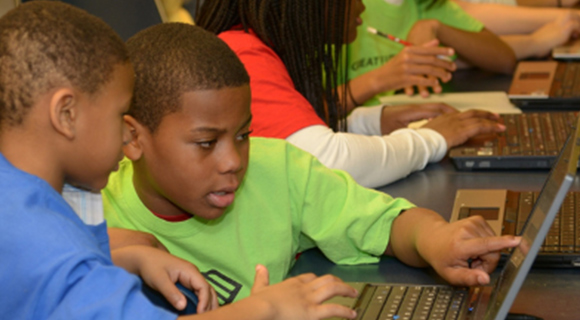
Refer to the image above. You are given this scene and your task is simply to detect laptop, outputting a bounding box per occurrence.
[326,114,580,320]
[449,112,577,170]
[451,189,580,268]
[508,61,580,109]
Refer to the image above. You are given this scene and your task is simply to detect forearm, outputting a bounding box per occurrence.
[111,246,145,274]
[517,0,578,7]
[385,208,448,267]
[435,24,516,74]
[108,227,166,251]
[455,1,568,34]
[501,34,546,59]
[286,125,446,188]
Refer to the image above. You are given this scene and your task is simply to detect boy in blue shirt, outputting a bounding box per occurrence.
[0,2,359,320]
[103,22,521,305]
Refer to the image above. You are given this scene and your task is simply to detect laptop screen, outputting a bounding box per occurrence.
[484,115,580,320]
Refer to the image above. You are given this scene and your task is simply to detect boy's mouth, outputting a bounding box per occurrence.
[207,189,237,208]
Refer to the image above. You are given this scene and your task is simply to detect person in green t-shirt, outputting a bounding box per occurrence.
[347,0,517,105]
[103,23,519,306]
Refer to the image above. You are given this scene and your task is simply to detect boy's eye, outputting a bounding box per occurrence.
[236,130,253,141]
[196,140,217,149]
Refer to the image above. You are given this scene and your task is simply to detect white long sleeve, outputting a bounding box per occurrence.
[286,106,447,188]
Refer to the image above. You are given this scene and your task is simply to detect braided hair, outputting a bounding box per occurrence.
[196,0,351,132]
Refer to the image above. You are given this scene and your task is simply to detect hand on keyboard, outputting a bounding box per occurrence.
[421,109,506,149]
[247,265,359,320]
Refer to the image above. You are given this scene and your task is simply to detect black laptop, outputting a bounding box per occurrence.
[508,61,580,109]
[326,114,580,319]
[449,112,577,170]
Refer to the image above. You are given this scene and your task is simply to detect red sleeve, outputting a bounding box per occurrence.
[219,30,327,139]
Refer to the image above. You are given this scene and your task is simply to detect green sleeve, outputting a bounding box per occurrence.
[286,144,416,265]
[420,0,484,32]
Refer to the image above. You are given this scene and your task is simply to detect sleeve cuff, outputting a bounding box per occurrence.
[414,128,448,162]
[346,105,384,136]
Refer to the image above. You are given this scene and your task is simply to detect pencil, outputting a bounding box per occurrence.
[366,26,452,62]
[366,26,413,46]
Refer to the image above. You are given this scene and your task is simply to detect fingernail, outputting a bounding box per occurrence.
[175,298,186,310]
[478,274,488,285]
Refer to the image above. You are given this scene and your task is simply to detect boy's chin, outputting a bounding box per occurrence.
[195,206,229,220]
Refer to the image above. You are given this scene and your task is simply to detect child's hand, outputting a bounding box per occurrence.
[531,11,580,58]
[375,39,455,98]
[247,265,358,320]
[111,246,218,313]
[380,103,457,134]
[416,216,521,286]
[420,109,506,149]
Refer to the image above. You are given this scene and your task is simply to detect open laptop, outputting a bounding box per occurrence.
[508,61,580,109]
[451,189,580,268]
[449,112,577,170]
[326,114,580,320]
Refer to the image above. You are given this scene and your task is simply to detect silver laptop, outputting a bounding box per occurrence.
[327,115,580,320]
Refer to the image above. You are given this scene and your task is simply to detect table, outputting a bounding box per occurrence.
[289,69,580,320]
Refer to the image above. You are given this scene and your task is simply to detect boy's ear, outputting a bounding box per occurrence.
[49,88,78,140]
[123,115,146,161]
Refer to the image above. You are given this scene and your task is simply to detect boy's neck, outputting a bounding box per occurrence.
[131,164,191,217]
[0,127,65,192]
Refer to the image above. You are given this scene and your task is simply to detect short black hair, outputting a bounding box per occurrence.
[0,1,128,126]
[126,23,250,132]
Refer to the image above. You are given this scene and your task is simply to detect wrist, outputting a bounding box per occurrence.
[416,19,441,39]
[529,33,550,59]
[243,295,277,320]
[414,217,448,264]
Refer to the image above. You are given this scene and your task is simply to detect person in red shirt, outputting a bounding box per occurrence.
[197,0,506,188]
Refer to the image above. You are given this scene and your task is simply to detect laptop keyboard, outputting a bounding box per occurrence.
[504,191,580,253]
[497,113,576,157]
[552,63,580,98]
[356,285,468,320]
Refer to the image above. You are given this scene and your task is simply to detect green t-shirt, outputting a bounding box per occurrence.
[348,0,484,104]
[103,137,415,303]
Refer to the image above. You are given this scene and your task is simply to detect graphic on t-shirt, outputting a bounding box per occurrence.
[202,269,242,305]
[350,54,395,73]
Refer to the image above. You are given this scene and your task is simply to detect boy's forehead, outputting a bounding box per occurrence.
[165,86,251,126]
[180,86,250,112]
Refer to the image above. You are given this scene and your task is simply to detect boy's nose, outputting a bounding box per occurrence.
[219,146,243,174]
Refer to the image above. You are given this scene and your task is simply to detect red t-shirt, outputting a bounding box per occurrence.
[219,29,326,139]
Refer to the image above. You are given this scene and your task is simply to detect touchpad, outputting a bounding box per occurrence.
[459,207,500,220]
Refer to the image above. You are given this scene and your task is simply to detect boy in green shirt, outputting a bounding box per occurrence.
[103,23,519,305]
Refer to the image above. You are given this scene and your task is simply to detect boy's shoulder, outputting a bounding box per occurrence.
[249,136,315,164]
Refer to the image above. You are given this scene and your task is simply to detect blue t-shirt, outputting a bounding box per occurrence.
[0,153,176,320]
